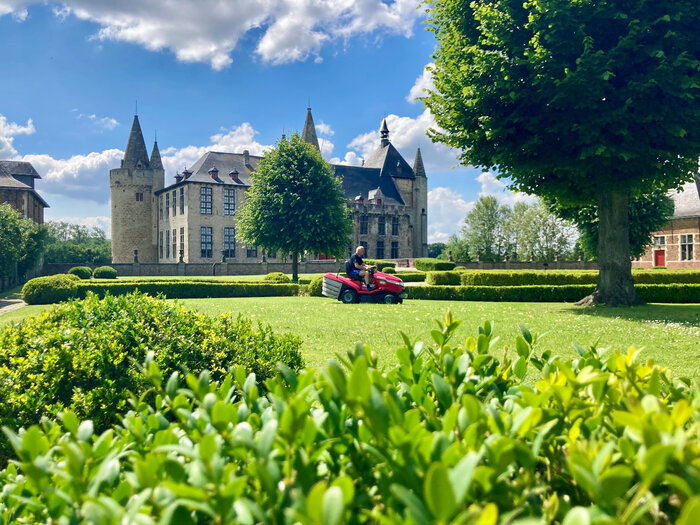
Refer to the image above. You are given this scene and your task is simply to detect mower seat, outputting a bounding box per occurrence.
[345,260,363,281]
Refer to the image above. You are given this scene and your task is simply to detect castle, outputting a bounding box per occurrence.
[110,109,428,264]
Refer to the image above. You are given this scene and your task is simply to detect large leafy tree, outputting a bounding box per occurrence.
[424,0,700,305]
[461,196,512,262]
[236,133,352,282]
[507,200,577,262]
[0,203,47,282]
[44,221,111,265]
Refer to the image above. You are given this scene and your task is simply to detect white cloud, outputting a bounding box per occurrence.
[77,113,120,131]
[476,171,537,207]
[0,114,35,158]
[428,186,473,243]
[50,215,112,236]
[330,151,363,166]
[0,0,424,69]
[407,62,434,103]
[316,121,334,136]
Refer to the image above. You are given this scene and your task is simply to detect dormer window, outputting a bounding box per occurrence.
[377,198,382,205]
[396,161,402,175]
[230,169,239,181]
[208,166,219,179]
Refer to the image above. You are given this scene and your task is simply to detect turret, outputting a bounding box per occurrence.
[413,147,426,178]
[302,107,320,151]
[150,140,163,170]
[380,119,390,147]
[121,115,150,170]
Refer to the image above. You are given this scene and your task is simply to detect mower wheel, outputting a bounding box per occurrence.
[383,293,398,304]
[340,288,357,304]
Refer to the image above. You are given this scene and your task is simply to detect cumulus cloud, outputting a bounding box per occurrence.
[330,151,363,166]
[51,215,112,235]
[316,121,334,136]
[476,171,537,207]
[407,62,434,103]
[0,114,35,158]
[77,113,120,131]
[0,0,424,69]
[428,187,473,243]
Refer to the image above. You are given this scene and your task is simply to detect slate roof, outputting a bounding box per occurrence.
[302,108,320,150]
[333,164,405,205]
[363,142,415,179]
[0,161,49,207]
[150,141,163,170]
[670,175,700,218]
[0,160,41,179]
[122,115,150,170]
[157,151,261,194]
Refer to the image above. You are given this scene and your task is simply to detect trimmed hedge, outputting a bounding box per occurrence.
[308,275,323,296]
[67,266,93,279]
[415,257,456,271]
[21,274,78,304]
[426,270,461,286]
[0,291,303,461]
[92,265,118,279]
[408,283,700,303]
[262,271,292,283]
[454,269,700,287]
[364,258,396,271]
[395,270,427,282]
[383,267,396,274]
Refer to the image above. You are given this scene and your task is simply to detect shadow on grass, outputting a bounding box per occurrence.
[563,303,700,327]
[0,286,22,301]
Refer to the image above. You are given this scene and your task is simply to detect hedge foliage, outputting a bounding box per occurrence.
[67,266,93,279]
[2,313,699,523]
[20,274,78,304]
[92,265,118,279]
[395,270,427,282]
[0,291,303,460]
[364,258,396,271]
[415,257,456,271]
[426,270,462,286]
[408,284,700,303]
[437,270,700,287]
[262,272,292,283]
[308,275,323,297]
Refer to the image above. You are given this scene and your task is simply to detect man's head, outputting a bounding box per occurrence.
[355,245,365,256]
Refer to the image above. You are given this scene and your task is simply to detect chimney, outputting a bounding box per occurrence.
[175,173,183,183]
[396,161,402,175]
[243,150,250,167]
[183,168,192,179]
[229,168,239,181]
[208,166,219,179]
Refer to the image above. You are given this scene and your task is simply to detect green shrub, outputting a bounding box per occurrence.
[453,265,468,272]
[415,257,456,271]
[364,258,396,271]
[455,269,700,286]
[262,271,292,283]
[382,266,396,274]
[426,270,461,286]
[92,265,118,279]
[0,291,303,459]
[652,265,667,269]
[308,275,323,296]
[67,266,93,279]
[2,314,698,524]
[632,269,700,284]
[20,274,78,304]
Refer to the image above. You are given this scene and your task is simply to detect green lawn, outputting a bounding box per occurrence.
[2,296,699,379]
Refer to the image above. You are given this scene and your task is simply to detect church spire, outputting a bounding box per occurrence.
[122,115,150,170]
[302,107,320,151]
[380,119,390,147]
[150,140,163,170]
[413,147,425,177]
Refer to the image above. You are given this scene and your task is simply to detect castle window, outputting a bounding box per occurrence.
[180,188,185,215]
[200,187,212,215]
[165,193,170,219]
[172,228,177,259]
[159,231,163,259]
[360,215,368,235]
[378,216,386,236]
[180,227,184,260]
[172,191,177,217]
[224,188,235,216]
[166,230,170,258]
[159,198,163,220]
[201,227,213,258]
[653,236,665,245]
[376,240,385,259]
[135,192,143,202]
[392,216,399,236]
[391,241,399,259]
[246,246,258,258]
[681,234,694,261]
[224,227,236,258]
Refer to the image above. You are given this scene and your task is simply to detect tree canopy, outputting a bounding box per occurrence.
[424,0,700,305]
[44,222,112,265]
[236,133,352,282]
[0,203,47,283]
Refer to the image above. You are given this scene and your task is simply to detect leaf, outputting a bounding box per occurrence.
[424,463,456,522]
[322,486,344,525]
[678,496,700,525]
[21,426,49,460]
[77,420,94,442]
[512,356,527,380]
[448,451,481,503]
[599,465,634,503]
[562,507,591,525]
[475,503,498,525]
[515,336,530,358]
[60,411,80,435]
[518,324,532,345]
[432,374,452,410]
[390,484,432,525]
[347,357,370,401]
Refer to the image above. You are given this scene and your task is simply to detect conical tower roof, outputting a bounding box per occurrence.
[122,115,150,170]
[380,119,390,147]
[150,141,163,170]
[413,147,426,177]
[302,107,320,151]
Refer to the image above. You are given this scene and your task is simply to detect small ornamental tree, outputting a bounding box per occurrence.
[424,0,700,305]
[236,133,352,282]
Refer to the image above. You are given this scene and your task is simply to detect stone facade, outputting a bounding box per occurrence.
[632,177,700,269]
[111,109,428,265]
[0,160,49,224]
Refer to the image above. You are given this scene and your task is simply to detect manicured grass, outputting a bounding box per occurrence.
[3,296,699,379]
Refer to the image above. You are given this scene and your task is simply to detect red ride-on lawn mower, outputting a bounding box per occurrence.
[322,264,407,304]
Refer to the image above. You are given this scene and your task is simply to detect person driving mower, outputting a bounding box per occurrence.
[347,246,376,289]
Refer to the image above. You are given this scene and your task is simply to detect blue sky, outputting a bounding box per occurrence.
[0,0,529,241]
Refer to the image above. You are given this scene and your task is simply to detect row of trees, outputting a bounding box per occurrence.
[44,222,112,265]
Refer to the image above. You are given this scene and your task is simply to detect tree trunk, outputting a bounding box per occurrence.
[292,252,299,283]
[576,189,642,306]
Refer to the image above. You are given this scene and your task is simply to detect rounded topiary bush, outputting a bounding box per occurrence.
[263,272,291,283]
[453,265,468,272]
[0,291,303,459]
[67,266,93,279]
[308,275,323,296]
[93,265,118,279]
[21,274,78,304]
[383,267,396,274]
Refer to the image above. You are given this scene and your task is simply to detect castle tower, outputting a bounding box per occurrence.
[413,148,428,257]
[110,115,161,263]
[302,107,320,151]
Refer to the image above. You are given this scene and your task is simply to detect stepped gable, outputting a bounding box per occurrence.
[670,175,700,218]
[121,115,150,170]
[149,141,163,170]
[333,164,405,205]
[302,107,320,150]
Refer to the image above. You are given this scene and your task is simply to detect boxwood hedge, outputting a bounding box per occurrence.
[1,313,698,523]
[0,291,303,460]
[415,257,456,271]
[20,274,79,304]
[92,265,118,279]
[455,269,700,287]
[67,266,93,279]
